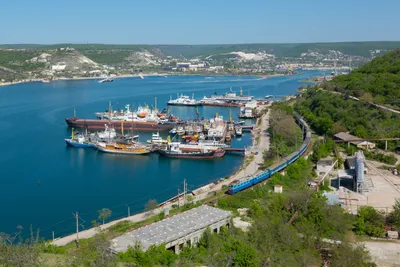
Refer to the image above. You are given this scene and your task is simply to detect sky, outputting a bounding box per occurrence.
[1,0,400,44]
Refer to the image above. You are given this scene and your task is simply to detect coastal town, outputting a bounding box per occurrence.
[0,43,388,87]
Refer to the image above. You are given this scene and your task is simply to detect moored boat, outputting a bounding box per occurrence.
[96,142,151,155]
[158,142,216,159]
[64,128,96,148]
[167,93,201,106]
[235,126,243,136]
[65,137,96,148]
[65,117,176,131]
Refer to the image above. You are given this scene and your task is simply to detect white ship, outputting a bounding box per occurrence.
[167,93,201,106]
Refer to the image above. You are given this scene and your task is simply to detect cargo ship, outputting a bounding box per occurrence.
[65,117,178,131]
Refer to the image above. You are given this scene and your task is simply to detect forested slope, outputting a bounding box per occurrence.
[326,49,400,108]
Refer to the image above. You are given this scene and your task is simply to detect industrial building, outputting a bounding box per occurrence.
[110,205,232,254]
[334,132,375,150]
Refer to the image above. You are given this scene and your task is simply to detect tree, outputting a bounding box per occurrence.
[68,231,117,267]
[354,206,385,237]
[144,199,158,212]
[330,242,376,267]
[0,226,41,267]
[359,92,373,103]
[388,198,400,229]
[98,208,112,225]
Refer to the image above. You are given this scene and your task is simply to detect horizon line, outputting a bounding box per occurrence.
[1,40,400,46]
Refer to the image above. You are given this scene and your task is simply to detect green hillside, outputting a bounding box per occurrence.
[327,49,400,108]
[2,41,400,58]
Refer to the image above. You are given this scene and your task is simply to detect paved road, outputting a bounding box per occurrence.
[52,107,271,246]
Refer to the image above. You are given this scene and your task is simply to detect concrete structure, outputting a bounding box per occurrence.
[355,151,366,193]
[323,191,341,206]
[316,159,334,177]
[110,205,232,254]
[334,132,375,150]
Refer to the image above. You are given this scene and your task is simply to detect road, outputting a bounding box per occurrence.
[52,107,271,246]
[320,89,400,115]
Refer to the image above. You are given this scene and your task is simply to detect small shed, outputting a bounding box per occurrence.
[274,185,283,193]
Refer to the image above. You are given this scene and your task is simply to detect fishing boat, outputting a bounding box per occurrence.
[235,126,243,136]
[167,93,201,106]
[97,142,151,155]
[64,128,96,148]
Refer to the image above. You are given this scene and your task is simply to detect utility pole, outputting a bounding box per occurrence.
[177,188,180,207]
[73,212,79,242]
[126,204,130,217]
[183,178,187,206]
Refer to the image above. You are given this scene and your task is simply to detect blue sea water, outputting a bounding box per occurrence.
[0,71,320,239]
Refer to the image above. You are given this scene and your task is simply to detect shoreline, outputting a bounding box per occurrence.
[0,73,284,87]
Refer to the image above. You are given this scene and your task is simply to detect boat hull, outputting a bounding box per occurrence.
[167,103,202,106]
[158,149,215,159]
[65,139,96,148]
[65,118,176,131]
[97,146,151,155]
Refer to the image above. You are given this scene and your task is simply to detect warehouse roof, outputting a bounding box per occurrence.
[110,205,232,252]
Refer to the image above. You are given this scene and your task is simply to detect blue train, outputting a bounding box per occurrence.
[228,115,312,194]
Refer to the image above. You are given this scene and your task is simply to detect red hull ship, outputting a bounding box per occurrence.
[65,117,177,131]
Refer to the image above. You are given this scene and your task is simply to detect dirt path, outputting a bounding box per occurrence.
[364,241,400,267]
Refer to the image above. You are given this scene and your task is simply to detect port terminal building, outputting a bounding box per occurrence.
[110,205,232,254]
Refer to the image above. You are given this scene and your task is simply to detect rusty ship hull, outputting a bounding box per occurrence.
[65,117,177,131]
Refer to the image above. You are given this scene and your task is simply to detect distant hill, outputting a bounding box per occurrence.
[327,48,400,108]
[1,41,400,58]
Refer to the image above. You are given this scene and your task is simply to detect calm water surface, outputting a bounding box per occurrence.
[0,71,320,238]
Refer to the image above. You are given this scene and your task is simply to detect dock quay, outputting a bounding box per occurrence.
[202,102,244,108]
[224,147,246,155]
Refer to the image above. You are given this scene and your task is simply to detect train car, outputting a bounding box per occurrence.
[252,170,271,185]
[286,151,300,165]
[269,161,287,176]
[228,179,253,194]
[228,114,312,195]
